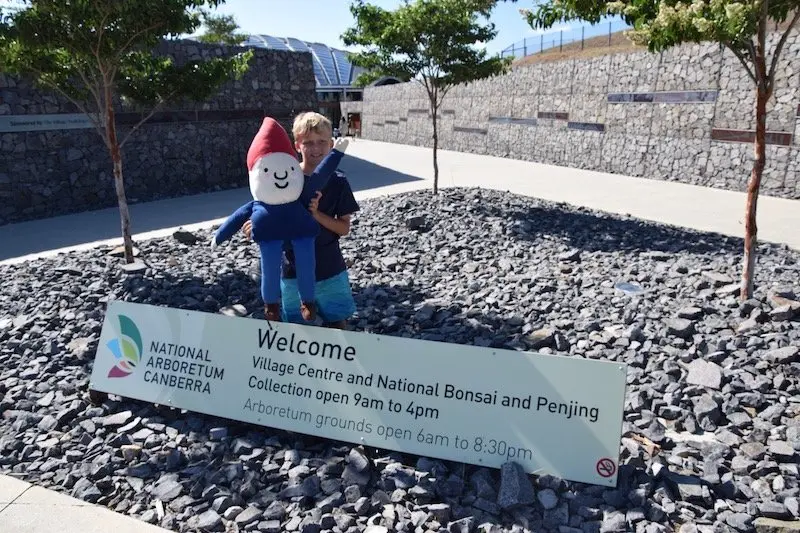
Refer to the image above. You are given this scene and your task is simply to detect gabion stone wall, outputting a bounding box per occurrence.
[0,39,318,225]
[346,33,800,200]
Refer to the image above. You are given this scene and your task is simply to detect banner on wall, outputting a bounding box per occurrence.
[0,113,95,133]
[90,301,628,486]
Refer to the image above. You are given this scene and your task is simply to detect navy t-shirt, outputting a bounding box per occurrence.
[281,170,359,281]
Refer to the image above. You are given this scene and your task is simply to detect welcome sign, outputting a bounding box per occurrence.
[90,301,628,486]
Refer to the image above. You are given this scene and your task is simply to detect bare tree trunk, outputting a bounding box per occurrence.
[432,108,439,195]
[105,88,134,264]
[740,4,771,302]
[741,84,769,301]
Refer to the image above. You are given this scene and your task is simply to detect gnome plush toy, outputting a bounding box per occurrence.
[212,117,348,322]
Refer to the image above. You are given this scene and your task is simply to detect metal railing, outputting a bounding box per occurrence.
[500,20,633,60]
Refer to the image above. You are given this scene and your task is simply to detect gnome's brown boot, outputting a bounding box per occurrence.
[265,303,281,322]
[300,301,317,321]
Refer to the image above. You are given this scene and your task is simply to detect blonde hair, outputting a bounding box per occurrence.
[292,112,332,141]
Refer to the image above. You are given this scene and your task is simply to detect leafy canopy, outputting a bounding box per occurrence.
[342,0,511,92]
[196,9,248,45]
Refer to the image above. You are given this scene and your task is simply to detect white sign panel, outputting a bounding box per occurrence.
[90,301,628,486]
[0,113,95,133]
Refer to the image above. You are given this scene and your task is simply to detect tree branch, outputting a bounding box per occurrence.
[725,42,758,84]
[118,90,177,148]
[767,9,800,92]
[74,67,104,116]
[117,21,166,58]
[94,0,112,62]
[36,76,108,149]
[745,38,762,82]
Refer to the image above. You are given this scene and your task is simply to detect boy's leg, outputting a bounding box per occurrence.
[257,240,284,321]
[279,277,307,324]
[290,237,317,321]
[315,271,356,330]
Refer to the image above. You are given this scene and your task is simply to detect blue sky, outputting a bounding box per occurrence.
[205,0,625,56]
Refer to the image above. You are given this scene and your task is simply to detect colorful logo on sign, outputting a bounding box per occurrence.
[107,315,142,378]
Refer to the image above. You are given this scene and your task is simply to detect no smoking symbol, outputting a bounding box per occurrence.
[596,458,616,478]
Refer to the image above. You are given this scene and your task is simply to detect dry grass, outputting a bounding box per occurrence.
[513,15,799,66]
[513,30,644,66]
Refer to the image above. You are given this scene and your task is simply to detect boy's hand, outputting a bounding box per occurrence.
[309,191,322,215]
[333,138,349,153]
[209,235,217,249]
[242,220,252,240]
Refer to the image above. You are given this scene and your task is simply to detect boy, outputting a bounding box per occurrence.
[244,112,359,329]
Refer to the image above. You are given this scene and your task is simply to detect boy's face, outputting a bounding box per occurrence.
[295,130,333,170]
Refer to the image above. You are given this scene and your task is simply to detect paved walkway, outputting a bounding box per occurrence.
[1,139,799,266]
[0,140,799,532]
[0,475,169,532]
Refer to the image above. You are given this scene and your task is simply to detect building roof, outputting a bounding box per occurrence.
[242,34,366,91]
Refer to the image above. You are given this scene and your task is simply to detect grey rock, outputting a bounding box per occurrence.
[190,510,223,532]
[759,502,791,519]
[666,318,694,339]
[753,517,800,533]
[770,441,796,460]
[766,347,799,364]
[151,479,183,502]
[101,411,133,427]
[235,506,264,526]
[71,478,102,503]
[497,462,535,510]
[209,427,228,440]
[678,307,704,320]
[172,229,198,245]
[770,303,800,321]
[538,488,559,510]
[686,359,722,390]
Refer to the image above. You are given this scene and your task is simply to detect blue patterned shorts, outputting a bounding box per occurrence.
[280,270,356,324]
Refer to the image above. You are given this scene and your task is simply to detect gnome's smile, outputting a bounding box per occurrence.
[274,170,289,188]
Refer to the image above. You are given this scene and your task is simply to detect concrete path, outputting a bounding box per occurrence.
[1,139,798,266]
[0,474,169,533]
[0,139,798,531]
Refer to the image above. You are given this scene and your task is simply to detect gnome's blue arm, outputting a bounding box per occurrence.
[214,201,255,245]
[300,149,344,205]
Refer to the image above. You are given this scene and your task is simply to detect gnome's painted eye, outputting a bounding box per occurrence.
[291,167,295,171]
[263,167,268,172]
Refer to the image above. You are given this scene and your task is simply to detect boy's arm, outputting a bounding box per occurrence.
[213,202,254,245]
[309,174,359,237]
[313,211,352,237]
[301,138,349,203]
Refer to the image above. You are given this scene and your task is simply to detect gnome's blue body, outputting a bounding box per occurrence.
[212,117,346,321]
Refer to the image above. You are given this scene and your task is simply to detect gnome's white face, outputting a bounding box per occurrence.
[249,152,304,205]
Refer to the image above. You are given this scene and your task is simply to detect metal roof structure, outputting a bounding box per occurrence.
[243,34,366,91]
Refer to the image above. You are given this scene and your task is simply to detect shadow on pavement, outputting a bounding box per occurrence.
[0,153,423,262]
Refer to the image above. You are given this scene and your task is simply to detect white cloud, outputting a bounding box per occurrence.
[528,23,572,36]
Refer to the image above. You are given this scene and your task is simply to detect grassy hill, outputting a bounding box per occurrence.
[513,16,798,66]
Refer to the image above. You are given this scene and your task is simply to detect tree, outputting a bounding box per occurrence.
[342,0,512,194]
[522,0,800,301]
[196,9,248,45]
[0,0,252,263]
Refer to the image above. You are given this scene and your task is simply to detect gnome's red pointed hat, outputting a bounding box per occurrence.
[247,117,297,171]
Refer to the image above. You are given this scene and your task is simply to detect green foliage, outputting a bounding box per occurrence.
[0,0,252,117]
[522,1,799,57]
[342,0,511,96]
[196,9,248,45]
